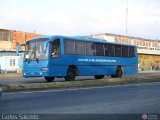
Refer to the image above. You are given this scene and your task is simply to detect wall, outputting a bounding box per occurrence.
[0,56,21,73]
[0,41,12,50]
[0,29,42,51]
[0,56,6,73]
[138,54,160,71]
[0,29,12,51]
[11,31,42,50]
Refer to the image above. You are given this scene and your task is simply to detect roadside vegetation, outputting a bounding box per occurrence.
[1,74,160,93]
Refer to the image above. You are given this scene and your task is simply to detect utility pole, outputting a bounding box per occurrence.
[126,0,128,36]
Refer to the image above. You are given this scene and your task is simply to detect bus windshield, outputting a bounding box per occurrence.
[24,38,49,62]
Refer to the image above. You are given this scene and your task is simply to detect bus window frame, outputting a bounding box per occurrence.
[63,38,136,58]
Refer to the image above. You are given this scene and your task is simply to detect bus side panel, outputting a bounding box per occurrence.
[48,54,138,77]
[77,65,116,76]
[77,64,137,76]
[123,65,134,75]
[48,65,67,77]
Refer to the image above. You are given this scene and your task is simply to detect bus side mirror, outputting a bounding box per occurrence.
[16,44,25,55]
[43,40,50,53]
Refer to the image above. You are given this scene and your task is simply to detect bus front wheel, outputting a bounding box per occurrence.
[65,67,75,81]
[44,77,55,82]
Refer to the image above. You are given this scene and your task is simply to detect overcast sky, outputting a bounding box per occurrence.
[0,0,160,40]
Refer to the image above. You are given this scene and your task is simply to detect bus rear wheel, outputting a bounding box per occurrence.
[44,77,55,82]
[116,67,123,78]
[94,75,104,79]
[65,67,75,81]
[111,67,123,78]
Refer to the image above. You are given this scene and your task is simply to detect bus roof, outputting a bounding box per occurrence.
[28,35,136,47]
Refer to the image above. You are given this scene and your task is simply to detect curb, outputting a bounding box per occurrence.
[0,73,21,79]
[2,75,160,93]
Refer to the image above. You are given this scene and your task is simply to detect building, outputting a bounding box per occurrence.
[0,29,42,51]
[88,33,160,71]
[0,29,42,73]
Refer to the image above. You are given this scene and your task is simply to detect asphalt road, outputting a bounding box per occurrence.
[0,71,160,85]
[0,82,160,115]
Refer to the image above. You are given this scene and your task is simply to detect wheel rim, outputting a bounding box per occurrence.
[65,68,75,81]
[68,70,75,79]
[117,69,122,77]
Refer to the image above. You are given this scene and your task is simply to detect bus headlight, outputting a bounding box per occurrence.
[40,67,49,70]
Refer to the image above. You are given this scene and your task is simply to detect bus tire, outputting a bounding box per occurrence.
[65,67,75,81]
[111,67,123,78]
[116,67,123,78]
[94,75,104,79]
[44,77,55,82]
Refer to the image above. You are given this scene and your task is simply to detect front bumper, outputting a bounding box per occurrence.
[23,70,49,78]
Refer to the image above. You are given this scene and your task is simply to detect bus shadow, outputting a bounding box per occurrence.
[25,76,109,84]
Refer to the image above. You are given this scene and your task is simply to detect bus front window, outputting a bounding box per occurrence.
[24,38,49,62]
[52,39,60,57]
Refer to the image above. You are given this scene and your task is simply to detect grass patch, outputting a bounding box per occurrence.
[2,74,160,93]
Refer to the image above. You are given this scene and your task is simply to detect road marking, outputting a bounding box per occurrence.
[3,81,160,95]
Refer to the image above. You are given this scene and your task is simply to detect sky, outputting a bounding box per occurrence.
[0,0,160,40]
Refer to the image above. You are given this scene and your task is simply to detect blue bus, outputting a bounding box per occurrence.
[17,35,138,82]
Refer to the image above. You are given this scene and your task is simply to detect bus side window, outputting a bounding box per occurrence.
[104,44,108,56]
[115,45,122,57]
[91,43,96,56]
[86,42,94,56]
[122,46,129,57]
[64,40,75,54]
[129,46,135,57]
[52,39,60,57]
[75,41,86,55]
[96,43,104,56]
[108,44,115,57]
